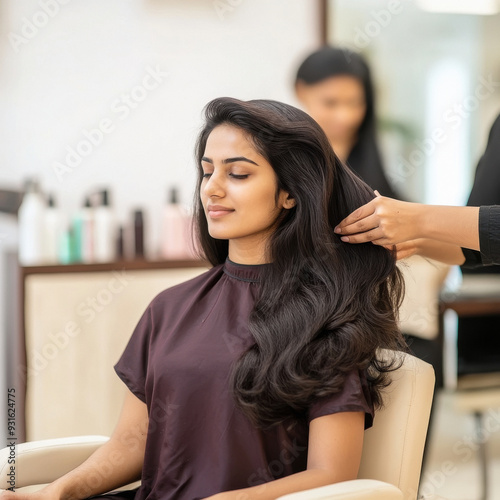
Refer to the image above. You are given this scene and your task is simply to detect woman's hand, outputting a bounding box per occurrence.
[334,193,424,246]
[0,491,17,500]
[0,490,56,500]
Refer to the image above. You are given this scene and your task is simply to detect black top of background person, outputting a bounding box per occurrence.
[468,114,500,207]
[462,114,500,270]
[295,46,399,199]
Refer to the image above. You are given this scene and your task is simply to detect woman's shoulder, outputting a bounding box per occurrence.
[147,262,224,312]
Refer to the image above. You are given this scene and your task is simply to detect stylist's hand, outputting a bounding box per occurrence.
[334,192,422,246]
[383,240,421,261]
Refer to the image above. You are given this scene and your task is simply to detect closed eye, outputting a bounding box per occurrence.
[202,173,249,179]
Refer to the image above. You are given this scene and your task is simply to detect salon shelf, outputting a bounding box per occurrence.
[20,258,210,275]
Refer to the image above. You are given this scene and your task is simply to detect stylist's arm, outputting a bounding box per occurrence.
[334,193,483,265]
[334,192,480,250]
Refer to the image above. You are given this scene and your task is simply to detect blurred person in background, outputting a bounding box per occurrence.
[295,46,399,199]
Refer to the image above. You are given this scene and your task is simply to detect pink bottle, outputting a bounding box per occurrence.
[160,187,193,260]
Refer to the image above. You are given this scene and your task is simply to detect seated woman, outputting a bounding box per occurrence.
[2,98,408,500]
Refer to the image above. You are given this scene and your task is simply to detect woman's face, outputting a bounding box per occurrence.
[296,75,366,144]
[200,124,295,243]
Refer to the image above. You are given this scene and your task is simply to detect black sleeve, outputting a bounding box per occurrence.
[478,205,500,266]
[461,205,500,268]
[461,247,483,269]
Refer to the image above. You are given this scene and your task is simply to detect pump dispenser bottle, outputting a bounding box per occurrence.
[18,179,45,265]
[44,194,62,264]
[94,189,115,262]
[160,187,191,259]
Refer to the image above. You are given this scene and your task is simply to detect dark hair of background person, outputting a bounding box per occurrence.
[295,46,399,200]
[192,96,408,430]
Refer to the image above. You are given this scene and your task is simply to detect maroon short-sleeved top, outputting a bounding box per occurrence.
[103,257,374,500]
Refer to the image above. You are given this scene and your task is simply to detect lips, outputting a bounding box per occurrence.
[207,205,233,211]
[207,205,235,218]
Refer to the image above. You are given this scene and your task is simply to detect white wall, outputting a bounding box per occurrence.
[0,0,320,256]
[0,0,320,446]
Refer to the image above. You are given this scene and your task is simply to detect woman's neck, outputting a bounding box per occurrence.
[228,237,271,265]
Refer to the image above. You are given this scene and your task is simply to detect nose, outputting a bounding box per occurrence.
[201,170,225,199]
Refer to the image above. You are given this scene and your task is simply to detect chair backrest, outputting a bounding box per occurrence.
[397,255,450,340]
[358,349,435,500]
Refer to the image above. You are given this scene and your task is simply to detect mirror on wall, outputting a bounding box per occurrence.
[323,0,500,204]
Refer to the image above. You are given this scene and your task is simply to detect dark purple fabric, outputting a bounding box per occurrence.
[105,257,374,500]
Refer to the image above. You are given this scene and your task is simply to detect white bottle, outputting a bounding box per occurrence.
[44,194,63,264]
[160,187,191,259]
[94,189,115,262]
[18,179,46,265]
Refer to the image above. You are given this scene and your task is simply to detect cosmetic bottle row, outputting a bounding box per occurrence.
[17,180,195,266]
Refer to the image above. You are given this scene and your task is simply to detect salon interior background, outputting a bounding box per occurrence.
[0,0,320,447]
[1,0,500,444]
[327,0,500,204]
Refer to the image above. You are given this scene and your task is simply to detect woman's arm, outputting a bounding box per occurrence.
[334,194,480,251]
[0,388,148,500]
[205,411,365,500]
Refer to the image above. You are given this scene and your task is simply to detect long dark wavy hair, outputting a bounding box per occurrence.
[193,97,408,430]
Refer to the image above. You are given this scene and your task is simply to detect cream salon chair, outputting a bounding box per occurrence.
[1,257,442,499]
[0,350,435,500]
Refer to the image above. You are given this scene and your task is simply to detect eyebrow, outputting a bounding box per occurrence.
[201,156,259,166]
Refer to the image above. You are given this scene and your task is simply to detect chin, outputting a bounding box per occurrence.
[208,226,248,241]
[207,227,234,240]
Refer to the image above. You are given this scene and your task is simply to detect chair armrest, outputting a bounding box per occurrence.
[0,435,109,489]
[275,479,404,500]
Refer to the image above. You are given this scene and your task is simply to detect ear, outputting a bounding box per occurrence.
[282,193,296,210]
